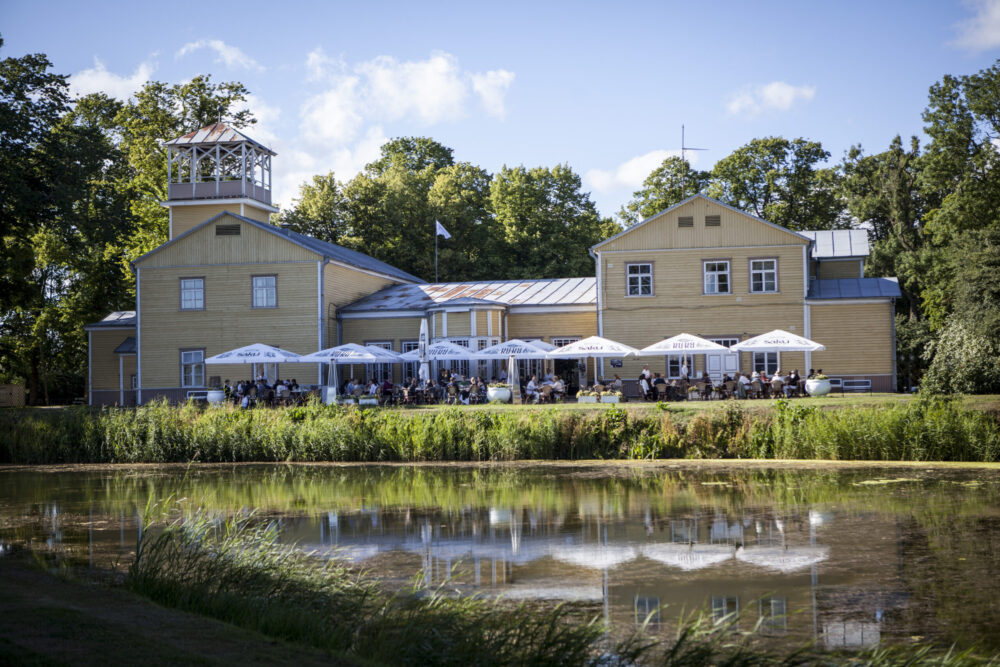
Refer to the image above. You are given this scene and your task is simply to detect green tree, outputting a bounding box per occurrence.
[490,164,617,278]
[707,137,845,230]
[617,156,709,226]
[427,162,501,281]
[275,172,347,244]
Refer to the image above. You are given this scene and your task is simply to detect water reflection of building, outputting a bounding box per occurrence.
[277,503,909,648]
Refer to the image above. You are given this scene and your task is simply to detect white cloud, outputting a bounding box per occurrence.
[952,0,1000,51]
[301,49,514,147]
[69,57,154,99]
[472,70,516,118]
[726,81,816,117]
[176,39,261,70]
[584,149,686,193]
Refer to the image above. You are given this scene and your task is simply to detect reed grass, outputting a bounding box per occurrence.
[1,396,998,464]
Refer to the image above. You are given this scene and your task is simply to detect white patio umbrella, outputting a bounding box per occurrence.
[477,339,550,359]
[636,333,730,356]
[640,543,735,571]
[525,339,557,352]
[418,318,430,383]
[547,336,640,386]
[297,343,402,392]
[508,354,520,404]
[735,545,830,573]
[400,340,486,362]
[204,343,303,381]
[731,329,826,353]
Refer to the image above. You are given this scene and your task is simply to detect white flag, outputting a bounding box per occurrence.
[435,220,451,239]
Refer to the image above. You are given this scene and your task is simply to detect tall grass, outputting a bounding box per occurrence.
[125,509,996,666]
[2,396,998,464]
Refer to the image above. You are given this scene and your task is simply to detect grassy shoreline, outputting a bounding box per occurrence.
[2,395,999,464]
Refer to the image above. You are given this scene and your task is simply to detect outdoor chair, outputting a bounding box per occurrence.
[540,385,554,404]
[771,380,784,397]
[723,381,737,399]
[749,380,762,399]
[697,382,711,400]
[446,385,459,405]
[656,383,669,401]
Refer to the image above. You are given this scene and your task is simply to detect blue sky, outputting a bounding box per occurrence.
[3,0,1000,218]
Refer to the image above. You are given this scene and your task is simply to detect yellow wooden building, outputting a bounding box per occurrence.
[87,125,899,405]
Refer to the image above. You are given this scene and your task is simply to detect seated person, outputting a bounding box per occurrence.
[552,375,566,397]
[737,373,750,398]
[639,376,651,400]
[525,375,540,403]
[367,380,379,396]
[786,370,801,396]
[610,374,624,392]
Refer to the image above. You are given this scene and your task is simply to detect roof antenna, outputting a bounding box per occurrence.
[680,125,707,198]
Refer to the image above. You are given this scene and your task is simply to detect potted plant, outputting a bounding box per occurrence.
[577,389,598,404]
[805,374,831,397]
[358,395,379,407]
[487,383,512,403]
[336,394,357,405]
[599,390,623,404]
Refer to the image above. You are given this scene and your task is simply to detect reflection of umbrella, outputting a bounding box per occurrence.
[641,543,735,571]
[731,329,826,353]
[736,545,829,573]
[636,333,729,356]
[204,343,303,381]
[551,543,637,569]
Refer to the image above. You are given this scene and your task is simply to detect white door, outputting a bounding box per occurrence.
[706,338,740,382]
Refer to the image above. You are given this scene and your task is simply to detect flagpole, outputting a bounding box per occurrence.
[435,228,438,283]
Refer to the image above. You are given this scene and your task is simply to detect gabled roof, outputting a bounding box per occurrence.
[85,311,137,330]
[797,230,870,258]
[807,277,900,300]
[591,194,809,251]
[133,211,423,284]
[341,277,596,313]
[113,336,137,354]
[163,123,275,155]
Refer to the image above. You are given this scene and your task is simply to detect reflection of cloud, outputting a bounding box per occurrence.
[951,0,1000,51]
[727,81,815,117]
[70,57,154,99]
[176,39,262,70]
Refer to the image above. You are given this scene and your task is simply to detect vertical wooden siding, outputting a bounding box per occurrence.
[809,302,894,375]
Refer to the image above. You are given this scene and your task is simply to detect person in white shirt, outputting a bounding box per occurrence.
[641,365,652,381]
[368,381,378,395]
[525,375,540,403]
[737,373,751,398]
[680,361,689,379]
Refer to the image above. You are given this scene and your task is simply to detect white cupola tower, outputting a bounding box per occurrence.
[162,123,279,239]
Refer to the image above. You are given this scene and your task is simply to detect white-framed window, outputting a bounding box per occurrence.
[252,275,277,308]
[401,340,419,381]
[626,263,653,296]
[759,597,787,635]
[366,341,393,383]
[666,354,693,379]
[712,596,739,622]
[181,349,205,387]
[180,278,204,310]
[703,260,730,294]
[753,352,779,375]
[750,259,778,293]
[634,596,661,627]
[551,337,580,348]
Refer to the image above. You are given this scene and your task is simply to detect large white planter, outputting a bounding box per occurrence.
[577,395,598,404]
[487,387,512,403]
[206,389,225,404]
[600,395,620,404]
[359,397,379,407]
[805,378,831,397]
[336,397,357,406]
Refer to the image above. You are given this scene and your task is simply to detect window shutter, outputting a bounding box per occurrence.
[678,216,694,228]
[705,215,721,227]
[215,224,241,236]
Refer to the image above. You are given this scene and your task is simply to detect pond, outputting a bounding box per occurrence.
[2,462,999,653]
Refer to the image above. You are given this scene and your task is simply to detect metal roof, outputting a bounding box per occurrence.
[113,336,137,354]
[341,277,597,313]
[162,123,275,155]
[797,230,870,258]
[85,311,137,329]
[807,278,900,300]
